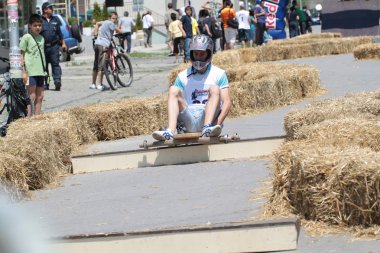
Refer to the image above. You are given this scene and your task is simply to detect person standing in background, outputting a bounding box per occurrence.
[118,11,135,53]
[20,14,46,116]
[249,9,257,45]
[236,5,252,48]
[168,13,184,63]
[191,16,200,36]
[40,2,67,91]
[179,6,194,63]
[220,0,237,50]
[254,0,268,46]
[142,11,154,48]
[287,6,299,38]
[165,3,179,56]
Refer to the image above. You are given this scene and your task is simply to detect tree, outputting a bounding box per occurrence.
[102,3,109,20]
[136,12,143,30]
[93,2,103,21]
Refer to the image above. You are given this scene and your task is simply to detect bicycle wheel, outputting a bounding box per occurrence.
[115,54,133,87]
[103,59,118,90]
[0,91,10,136]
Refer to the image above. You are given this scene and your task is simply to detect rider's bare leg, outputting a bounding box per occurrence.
[204,85,220,125]
[168,85,186,132]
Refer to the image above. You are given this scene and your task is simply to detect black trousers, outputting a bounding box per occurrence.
[256,23,265,46]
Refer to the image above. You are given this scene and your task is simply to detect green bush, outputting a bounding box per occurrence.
[136,12,142,30]
[102,4,108,20]
[68,17,78,25]
[83,20,92,27]
[93,2,103,21]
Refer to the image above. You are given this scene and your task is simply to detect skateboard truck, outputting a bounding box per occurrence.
[140,133,240,149]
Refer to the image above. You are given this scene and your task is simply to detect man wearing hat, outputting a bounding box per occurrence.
[40,2,67,91]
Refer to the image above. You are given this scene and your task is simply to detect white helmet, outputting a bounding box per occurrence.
[190,34,214,71]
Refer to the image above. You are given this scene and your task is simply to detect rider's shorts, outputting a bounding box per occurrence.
[179,105,220,132]
[93,45,109,72]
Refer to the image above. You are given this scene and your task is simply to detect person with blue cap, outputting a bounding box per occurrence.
[40,2,67,91]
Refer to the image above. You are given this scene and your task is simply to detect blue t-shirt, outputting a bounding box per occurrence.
[255,6,266,24]
[180,15,193,38]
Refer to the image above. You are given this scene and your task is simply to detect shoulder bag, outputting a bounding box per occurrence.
[227,9,239,29]
[30,34,49,84]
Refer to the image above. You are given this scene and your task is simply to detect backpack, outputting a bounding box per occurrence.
[210,18,222,39]
[197,18,206,35]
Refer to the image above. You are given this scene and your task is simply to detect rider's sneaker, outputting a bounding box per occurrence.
[152,128,174,141]
[89,83,96,89]
[201,124,222,137]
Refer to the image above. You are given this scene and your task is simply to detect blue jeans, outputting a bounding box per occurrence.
[44,44,62,85]
[122,32,132,53]
[184,37,191,60]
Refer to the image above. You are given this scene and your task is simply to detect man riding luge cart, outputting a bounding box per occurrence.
[141,34,239,149]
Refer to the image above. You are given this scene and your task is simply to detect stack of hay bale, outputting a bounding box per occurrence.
[269,90,380,227]
[353,38,380,60]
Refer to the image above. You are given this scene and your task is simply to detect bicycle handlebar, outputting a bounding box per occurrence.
[0,57,9,63]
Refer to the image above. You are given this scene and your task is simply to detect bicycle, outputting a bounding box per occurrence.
[0,57,30,136]
[102,34,133,90]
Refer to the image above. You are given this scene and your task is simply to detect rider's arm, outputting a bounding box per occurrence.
[217,87,232,125]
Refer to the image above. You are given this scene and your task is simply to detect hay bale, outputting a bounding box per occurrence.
[271,141,380,227]
[65,107,98,144]
[2,112,79,190]
[0,153,28,196]
[212,49,242,67]
[228,64,321,117]
[292,117,380,152]
[75,96,168,140]
[256,36,373,62]
[293,32,342,40]
[284,90,380,138]
[353,43,380,60]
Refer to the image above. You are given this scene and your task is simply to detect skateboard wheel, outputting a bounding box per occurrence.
[143,140,148,149]
[223,134,228,143]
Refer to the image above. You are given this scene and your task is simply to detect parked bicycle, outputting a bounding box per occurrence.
[0,57,30,136]
[101,34,133,90]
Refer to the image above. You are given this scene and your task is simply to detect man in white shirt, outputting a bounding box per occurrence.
[142,10,154,47]
[118,11,135,53]
[236,5,252,48]
[152,35,231,140]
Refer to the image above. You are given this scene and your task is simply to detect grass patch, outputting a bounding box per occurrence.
[129,51,167,58]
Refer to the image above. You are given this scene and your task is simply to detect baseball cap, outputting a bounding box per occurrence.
[41,2,53,10]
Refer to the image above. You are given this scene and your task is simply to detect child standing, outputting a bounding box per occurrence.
[20,14,46,116]
[169,13,184,63]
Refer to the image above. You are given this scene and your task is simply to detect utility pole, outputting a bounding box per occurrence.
[7,0,22,78]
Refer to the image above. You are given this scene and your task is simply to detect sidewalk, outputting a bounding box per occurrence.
[71,43,169,64]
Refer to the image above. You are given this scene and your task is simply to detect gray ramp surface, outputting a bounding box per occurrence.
[19,159,270,238]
